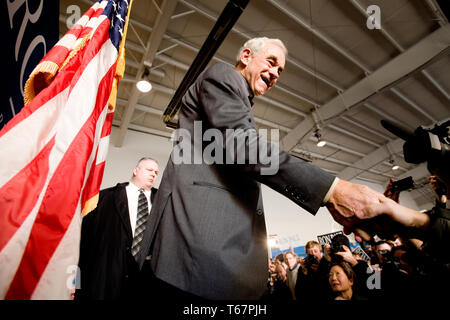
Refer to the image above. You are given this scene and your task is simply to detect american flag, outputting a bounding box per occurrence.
[0,0,131,299]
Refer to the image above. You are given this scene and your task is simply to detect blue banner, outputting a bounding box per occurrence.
[2,0,59,129]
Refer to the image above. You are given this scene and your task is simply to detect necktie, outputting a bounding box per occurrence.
[131,189,149,259]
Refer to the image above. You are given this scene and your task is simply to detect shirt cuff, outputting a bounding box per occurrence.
[322,177,339,205]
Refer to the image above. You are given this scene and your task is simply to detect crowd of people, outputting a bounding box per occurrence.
[263,175,450,302]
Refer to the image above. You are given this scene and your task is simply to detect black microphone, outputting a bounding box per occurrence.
[380,120,414,141]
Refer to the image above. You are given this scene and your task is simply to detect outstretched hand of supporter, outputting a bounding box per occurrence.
[365,196,430,232]
[326,179,385,242]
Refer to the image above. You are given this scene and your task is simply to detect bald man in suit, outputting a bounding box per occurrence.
[76,158,158,300]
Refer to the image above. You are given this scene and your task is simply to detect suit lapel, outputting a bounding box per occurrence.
[115,184,133,242]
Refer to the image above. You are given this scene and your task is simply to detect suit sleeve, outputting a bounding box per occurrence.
[195,64,335,214]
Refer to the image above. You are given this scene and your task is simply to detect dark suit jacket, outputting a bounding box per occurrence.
[76,182,156,300]
[138,62,335,299]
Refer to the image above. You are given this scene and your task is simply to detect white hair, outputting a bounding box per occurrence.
[235,37,288,65]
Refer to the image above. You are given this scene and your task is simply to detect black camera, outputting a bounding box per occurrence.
[391,176,415,192]
[304,254,319,269]
[381,119,450,178]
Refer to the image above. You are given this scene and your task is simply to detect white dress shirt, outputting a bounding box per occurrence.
[126,182,152,237]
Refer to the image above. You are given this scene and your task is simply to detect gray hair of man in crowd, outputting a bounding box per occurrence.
[235,37,288,65]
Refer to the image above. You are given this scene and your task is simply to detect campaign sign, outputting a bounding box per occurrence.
[317,231,344,245]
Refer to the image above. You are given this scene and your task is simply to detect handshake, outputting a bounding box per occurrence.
[325,178,435,243]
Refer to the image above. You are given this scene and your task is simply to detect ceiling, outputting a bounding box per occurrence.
[59,0,450,209]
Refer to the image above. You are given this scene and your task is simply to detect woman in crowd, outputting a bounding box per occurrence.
[328,261,356,300]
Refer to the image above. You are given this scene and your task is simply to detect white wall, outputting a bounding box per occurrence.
[101,127,173,189]
[102,128,423,249]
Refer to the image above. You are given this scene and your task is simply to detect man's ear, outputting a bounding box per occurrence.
[239,48,252,67]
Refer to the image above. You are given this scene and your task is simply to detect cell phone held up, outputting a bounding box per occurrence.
[391,176,414,192]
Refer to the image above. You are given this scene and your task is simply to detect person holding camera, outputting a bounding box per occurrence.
[295,241,332,302]
[262,260,292,302]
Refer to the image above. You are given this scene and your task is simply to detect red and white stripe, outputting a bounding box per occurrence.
[0,0,118,299]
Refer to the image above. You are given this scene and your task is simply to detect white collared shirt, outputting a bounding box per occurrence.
[126,182,152,237]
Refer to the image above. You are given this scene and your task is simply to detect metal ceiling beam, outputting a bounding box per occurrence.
[349,0,450,103]
[306,136,407,171]
[266,0,371,74]
[425,0,449,26]
[115,0,178,147]
[327,124,381,148]
[112,120,173,138]
[340,115,391,141]
[363,102,414,131]
[338,139,404,181]
[280,25,450,151]
[179,0,343,92]
[292,147,394,179]
[268,0,442,122]
[389,88,437,123]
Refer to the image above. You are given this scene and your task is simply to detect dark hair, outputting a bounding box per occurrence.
[331,234,350,252]
[329,261,355,282]
[275,253,285,262]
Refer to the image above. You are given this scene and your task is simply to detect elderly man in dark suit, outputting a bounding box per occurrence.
[138,37,384,300]
[76,157,159,300]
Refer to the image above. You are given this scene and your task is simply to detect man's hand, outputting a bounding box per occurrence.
[326,179,385,242]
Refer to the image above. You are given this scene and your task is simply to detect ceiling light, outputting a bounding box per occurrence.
[136,68,152,93]
[389,158,399,170]
[314,130,326,147]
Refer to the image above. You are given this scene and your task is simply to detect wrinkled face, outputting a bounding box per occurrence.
[306,245,322,261]
[329,265,353,293]
[132,159,159,190]
[239,43,286,96]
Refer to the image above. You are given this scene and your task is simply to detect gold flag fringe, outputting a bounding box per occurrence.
[82,193,99,217]
[23,32,91,106]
